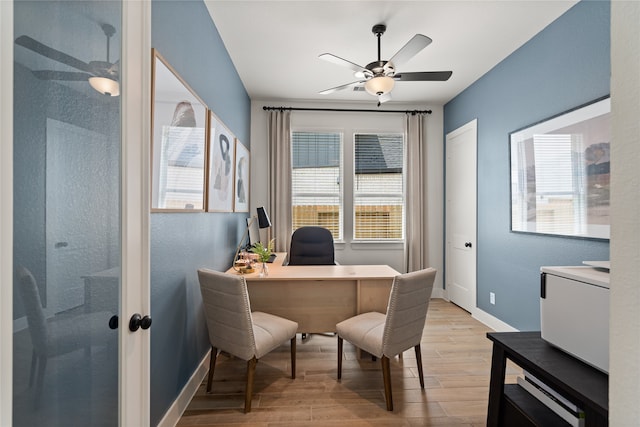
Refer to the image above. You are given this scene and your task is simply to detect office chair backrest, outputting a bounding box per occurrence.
[382,268,436,357]
[197,268,257,361]
[16,266,48,356]
[288,226,335,265]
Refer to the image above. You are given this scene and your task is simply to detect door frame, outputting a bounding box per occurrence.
[0,0,14,425]
[445,119,478,314]
[120,1,152,425]
[0,1,152,425]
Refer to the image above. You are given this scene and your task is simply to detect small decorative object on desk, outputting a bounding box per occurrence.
[250,239,274,277]
[234,251,257,274]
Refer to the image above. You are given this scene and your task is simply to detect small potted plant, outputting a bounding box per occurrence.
[250,238,275,277]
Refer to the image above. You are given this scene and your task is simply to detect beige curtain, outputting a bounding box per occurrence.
[404,113,427,272]
[267,110,292,252]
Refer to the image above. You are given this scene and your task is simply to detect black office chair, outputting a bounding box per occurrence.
[288,226,336,339]
[287,226,336,266]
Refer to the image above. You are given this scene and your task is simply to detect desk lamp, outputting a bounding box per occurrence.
[233,207,271,273]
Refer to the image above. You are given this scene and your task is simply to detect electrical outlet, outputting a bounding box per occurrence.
[490,292,496,305]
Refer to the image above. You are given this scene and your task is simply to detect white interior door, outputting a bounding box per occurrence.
[46,119,116,315]
[446,119,477,313]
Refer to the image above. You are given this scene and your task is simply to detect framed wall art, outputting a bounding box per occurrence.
[151,49,207,212]
[233,139,250,212]
[510,96,611,239]
[206,111,235,212]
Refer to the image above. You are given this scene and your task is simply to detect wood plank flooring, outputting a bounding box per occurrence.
[177,299,522,426]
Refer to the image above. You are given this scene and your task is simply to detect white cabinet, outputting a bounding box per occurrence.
[540,266,609,373]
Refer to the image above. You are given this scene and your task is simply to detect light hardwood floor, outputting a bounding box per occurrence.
[177,299,521,426]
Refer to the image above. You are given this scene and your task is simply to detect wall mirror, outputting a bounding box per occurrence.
[510,97,611,240]
[151,49,207,211]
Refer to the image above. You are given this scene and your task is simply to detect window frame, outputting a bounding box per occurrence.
[289,125,407,245]
[290,129,344,241]
[352,132,406,242]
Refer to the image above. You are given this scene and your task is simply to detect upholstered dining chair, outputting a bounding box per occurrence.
[16,266,113,402]
[336,267,437,411]
[197,268,298,413]
[287,226,336,266]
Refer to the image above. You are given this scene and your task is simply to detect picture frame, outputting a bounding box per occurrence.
[206,111,236,212]
[150,49,207,212]
[233,139,250,212]
[510,96,611,239]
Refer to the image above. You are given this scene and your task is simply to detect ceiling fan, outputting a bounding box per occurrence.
[15,23,120,97]
[319,24,452,104]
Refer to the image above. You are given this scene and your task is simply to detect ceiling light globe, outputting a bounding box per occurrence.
[89,76,120,97]
[364,76,395,96]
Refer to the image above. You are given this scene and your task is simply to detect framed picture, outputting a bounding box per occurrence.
[510,96,610,239]
[151,49,207,212]
[233,139,250,212]
[206,111,235,212]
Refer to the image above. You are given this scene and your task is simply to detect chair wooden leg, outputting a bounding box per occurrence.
[36,355,47,391]
[415,344,425,389]
[381,356,393,411]
[33,355,47,409]
[29,350,37,387]
[337,336,343,380]
[244,357,257,413]
[290,337,296,379]
[206,346,218,393]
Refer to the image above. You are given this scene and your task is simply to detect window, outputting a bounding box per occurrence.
[291,132,343,239]
[354,133,404,240]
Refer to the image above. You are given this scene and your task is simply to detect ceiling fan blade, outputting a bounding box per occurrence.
[394,71,452,81]
[319,80,364,95]
[32,70,92,81]
[387,34,432,69]
[15,35,92,73]
[319,53,368,74]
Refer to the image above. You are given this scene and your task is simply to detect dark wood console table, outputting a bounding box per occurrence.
[487,331,608,427]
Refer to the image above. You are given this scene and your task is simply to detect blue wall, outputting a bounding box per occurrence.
[151,1,251,424]
[444,0,610,330]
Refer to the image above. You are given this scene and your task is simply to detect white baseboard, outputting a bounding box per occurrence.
[430,287,446,299]
[433,293,518,333]
[157,350,210,427]
[471,307,519,332]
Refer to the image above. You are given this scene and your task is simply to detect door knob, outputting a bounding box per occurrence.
[109,315,119,330]
[464,242,472,248]
[129,313,152,332]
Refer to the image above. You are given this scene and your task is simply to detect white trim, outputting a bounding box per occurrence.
[435,295,517,333]
[471,307,519,333]
[120,1,152,425]
[0,1,13,425]
[157,351,210,427]
[430,288,446,300]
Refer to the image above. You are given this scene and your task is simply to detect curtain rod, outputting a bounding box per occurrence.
[263,106,432,115]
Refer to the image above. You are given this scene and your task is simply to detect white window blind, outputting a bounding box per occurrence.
[291,132,343,239]
[354,133,404,240]
[532,133,587,235]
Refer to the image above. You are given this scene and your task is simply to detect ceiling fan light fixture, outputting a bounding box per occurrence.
[364,75,394,96]
[89,76,120,97]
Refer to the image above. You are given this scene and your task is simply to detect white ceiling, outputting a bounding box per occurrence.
[204,1,577,105]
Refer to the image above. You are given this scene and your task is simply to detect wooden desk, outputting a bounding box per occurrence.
[487,331,608,427]
[225,253,399,333]
[82,267,119,313]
